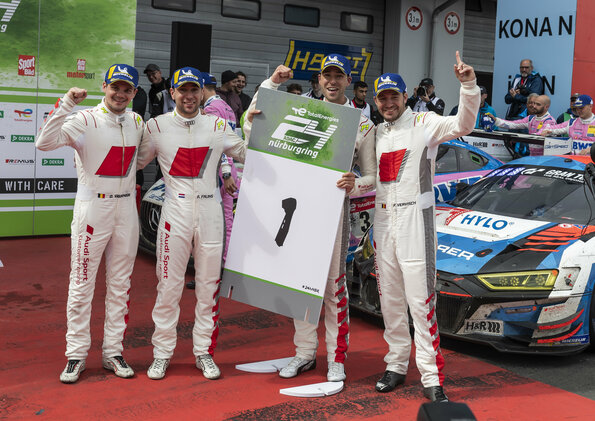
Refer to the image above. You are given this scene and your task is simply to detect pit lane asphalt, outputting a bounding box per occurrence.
[440,337,595,400]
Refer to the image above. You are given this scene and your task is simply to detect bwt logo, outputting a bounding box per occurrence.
[572,141,592,151]
[18,55,35,76]
[14,108,32,118]
[77,59,86,71]
[271,115,337,150]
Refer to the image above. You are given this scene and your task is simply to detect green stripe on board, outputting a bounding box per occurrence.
[0,210,73,237]
[0,86,103,95]
[223,268,321,299]
[0,211,34,236]
[0,199,75,208]
[33,210,73,235]
[0,95,100,106]
[247,146,344,173]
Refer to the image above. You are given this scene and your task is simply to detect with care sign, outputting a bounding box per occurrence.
[221,88,360,324]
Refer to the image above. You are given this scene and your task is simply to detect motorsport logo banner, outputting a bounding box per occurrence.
[248,88,360,172]
[222,89,360,324]
[284,39,373,82]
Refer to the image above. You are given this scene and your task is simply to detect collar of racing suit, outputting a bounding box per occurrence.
[97,98,128,125]
[204,95,222,108]
[534,112,553,121]
[172,109,201,127]
[323,96,354,108]
[382,106,414,130]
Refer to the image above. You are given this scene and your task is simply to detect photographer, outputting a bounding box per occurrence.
[504,59,544,120]
[406,78,445,115]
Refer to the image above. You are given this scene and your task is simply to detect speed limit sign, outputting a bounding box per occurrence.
[444,11,460,35]
[406,7,423,31]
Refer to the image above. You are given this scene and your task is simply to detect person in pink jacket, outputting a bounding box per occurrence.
[538,94,595,155]
[488,94,555,155]
[202,73,240,263]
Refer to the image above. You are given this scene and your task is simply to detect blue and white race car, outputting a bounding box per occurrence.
[352,155,595,354]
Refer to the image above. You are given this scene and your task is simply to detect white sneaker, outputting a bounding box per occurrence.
[102,355,134,378]
[147,358,170,380]
[60,359,86,383]
[327,362,346,382]
[279,356,316,379]
[196,354,221,379]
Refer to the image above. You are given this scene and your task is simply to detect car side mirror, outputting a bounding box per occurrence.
[454,181,471,197]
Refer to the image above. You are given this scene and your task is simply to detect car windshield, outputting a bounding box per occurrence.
[451,164,595,224]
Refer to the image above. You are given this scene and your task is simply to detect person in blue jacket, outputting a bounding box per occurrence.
[449,86,496,130]
[504,59,544,120]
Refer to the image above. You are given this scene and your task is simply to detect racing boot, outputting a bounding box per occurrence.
[279,356,316,378]
[102,355,134,378]
[423,386,449,402]
[196,354,221,379]
[60,359,86,383]
[327,362,346,382]
[147,358,170,380]
[375,370,406,392]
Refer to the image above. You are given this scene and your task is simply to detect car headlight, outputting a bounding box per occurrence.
[361,235,375,260]
[476,270,558,290]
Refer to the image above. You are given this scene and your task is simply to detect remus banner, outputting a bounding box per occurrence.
[221,88,361,324]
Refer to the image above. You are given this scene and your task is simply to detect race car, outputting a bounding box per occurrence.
[352,155,595,354]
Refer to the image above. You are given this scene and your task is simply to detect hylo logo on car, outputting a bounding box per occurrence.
[459,214,508,230]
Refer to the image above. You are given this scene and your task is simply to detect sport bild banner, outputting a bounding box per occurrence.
[0,0,136,236]
[221,88,361,324]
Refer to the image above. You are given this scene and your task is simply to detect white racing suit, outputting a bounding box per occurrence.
[36,96,144,360]
[138,111,248,359]
[373,80,479,387]
[244,78,376,364]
